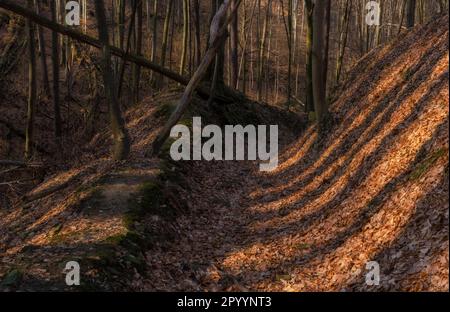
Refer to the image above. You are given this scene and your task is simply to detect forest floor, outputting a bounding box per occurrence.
[0,13,449,291]
[140,15,449,292]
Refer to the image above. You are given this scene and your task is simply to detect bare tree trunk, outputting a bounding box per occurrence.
[230,0,239,89]
[117,0,138,98]
[50,0,62,150]
[312,0,329,133]
[158,0,174,87]
[322,0,331,99]
[132,0,143,104]
[406,0,416,28]
[335,0,352,86]
[25,0,37,160]
[398,0,407,35]
[150,0,159,83]
[257,0,271,102]
[304,0,314,113]
[180,0,189,75]
[94,0,130,160]
[34,0,50,96]
[193,0,202,67]
[375,0,384,45]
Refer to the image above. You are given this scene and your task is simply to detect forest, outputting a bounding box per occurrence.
[0,0,448,294]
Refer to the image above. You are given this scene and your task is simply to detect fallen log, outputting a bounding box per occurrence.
[0,0,245,104]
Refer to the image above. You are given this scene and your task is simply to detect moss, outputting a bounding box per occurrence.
[409,148,447,181]
[154,101,177,119]
[139,181,167,216]
[222,104,261,126]
[49,231,78,244]
[179,117,194,128]
[159,137,177,159]
[1,269,23,287]
[401,67,415,81]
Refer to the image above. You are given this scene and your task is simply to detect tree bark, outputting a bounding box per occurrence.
[312,0,329,132]
[304,0,314,113]
[49,0,62,150]
[25,0,37,160]
[406,0,416,28]
[335,0,352,86]
[158,0,174,87]
[34,0,50,96]
[230,0,239,89]
[94,0,130,160]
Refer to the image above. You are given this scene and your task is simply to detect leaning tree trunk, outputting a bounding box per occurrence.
[151,0,237,156]
[94,0,130,160]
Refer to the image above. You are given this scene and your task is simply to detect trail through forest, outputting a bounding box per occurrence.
[0,2,448,292]
[141,15,449,292]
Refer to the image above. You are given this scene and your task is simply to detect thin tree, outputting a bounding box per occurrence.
[150,0,159,83]
[34,0,50,96]
[50,0,62,150]
[304,0,314,113]
[230,0,239,88]
[335,0,352,86]
[257,0,272,102]
[25,0,37,160]
[179,0,189,76]
[132,0,143,104]
[158,0,174,87]
[192,0,202,67]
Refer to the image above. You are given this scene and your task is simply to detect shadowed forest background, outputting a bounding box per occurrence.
[0,0,448,292]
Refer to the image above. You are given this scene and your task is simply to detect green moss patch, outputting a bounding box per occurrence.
[409,148,448,181]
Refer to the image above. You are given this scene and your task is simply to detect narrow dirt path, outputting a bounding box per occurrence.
[142,158,266,291]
